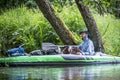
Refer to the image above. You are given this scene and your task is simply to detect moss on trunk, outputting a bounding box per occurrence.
[35,0,78,45]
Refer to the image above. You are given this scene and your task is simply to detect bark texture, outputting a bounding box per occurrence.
[75,0,104,52]
[35,0,77,45]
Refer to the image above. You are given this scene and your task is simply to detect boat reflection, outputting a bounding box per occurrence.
[0,64,120,80]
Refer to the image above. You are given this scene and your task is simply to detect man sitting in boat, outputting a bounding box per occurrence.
[62,30,95,55]
[78,30,95,55]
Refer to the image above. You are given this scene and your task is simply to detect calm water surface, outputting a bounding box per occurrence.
[0,64,120,80]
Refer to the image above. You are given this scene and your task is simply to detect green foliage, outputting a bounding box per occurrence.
[0,6,44,53]
[94,14,120,56]
[0,0,26,9]
[0,5,120,56]
[0,6,62,54]
[108,0,120,18]
[59,5,86,31]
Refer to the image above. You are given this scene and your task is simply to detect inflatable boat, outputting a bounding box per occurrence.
[0,54,120,66]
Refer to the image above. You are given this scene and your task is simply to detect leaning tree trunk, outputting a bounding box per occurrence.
[35,0,77,45]
[75,0,104,52]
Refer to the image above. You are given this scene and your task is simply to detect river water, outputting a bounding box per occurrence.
[0,64,120,80]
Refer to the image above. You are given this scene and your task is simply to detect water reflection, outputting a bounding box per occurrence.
[0,64,120,80]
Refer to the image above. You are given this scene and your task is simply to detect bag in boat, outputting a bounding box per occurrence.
[30,49,59,55]
[6,46,26,57]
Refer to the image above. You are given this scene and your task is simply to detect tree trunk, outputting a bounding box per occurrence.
[35,0,77,45]
[75,0,104,52]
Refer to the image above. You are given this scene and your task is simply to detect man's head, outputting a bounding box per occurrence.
[79,30,89,38]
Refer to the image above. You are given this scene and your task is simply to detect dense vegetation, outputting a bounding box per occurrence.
[0,0,120,18]
[0,2,120,56]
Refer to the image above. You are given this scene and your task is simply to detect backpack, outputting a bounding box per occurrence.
[6,46,26,57]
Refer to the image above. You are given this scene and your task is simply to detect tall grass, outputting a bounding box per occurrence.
[94,14,120,55]
[0,5,120,56]
[0,6,44,53]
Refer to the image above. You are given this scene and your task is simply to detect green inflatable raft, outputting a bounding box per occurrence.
[0,54,120,66]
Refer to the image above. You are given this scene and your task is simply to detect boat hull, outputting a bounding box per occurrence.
[0,55,120,66]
